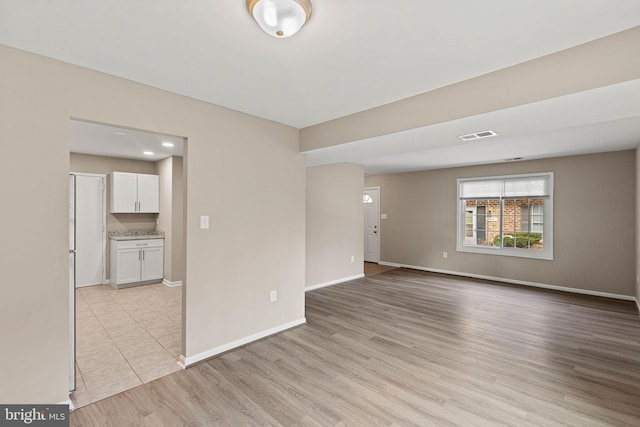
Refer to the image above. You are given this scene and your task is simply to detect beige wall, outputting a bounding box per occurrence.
[157,156,174,281]
[636,147,640,312]
[172,157,185,282]
[306,163,364,288]
[0,45,305,404]
[365,151,636,296]
[156,156,185,283]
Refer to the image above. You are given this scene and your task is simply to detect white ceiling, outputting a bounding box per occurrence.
[2,1,639,169]
[305,80,640,174]
[69,120,184,162]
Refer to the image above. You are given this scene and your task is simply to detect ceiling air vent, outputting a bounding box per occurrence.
[458,130,497,141]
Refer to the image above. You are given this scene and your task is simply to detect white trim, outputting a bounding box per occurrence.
[305,274,365,292]
[180,317,306,367]
[456,172,554,261]
[178,355,187,369]
[59,399,73,410]
[163,279,183,287]
[69,172,108,178]
[378,261,636,301]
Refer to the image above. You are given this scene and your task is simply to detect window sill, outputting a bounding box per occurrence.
[456,244,553,260]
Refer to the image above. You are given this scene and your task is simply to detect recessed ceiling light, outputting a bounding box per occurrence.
[162,142,174,147]
[114,131,127,136]
[458,130,498,141]
[504,157,524,162]
[143,151,154,156]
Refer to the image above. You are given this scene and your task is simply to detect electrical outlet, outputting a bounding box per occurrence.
[270,290,277,302]
[351,255,355,263]
[443,251,448,258]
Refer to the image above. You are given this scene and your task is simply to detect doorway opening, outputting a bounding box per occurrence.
[68,119,187,408]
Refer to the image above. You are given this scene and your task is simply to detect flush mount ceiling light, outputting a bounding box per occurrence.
[246,0,312,38]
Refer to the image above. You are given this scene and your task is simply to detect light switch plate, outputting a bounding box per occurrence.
[200,215,209,229]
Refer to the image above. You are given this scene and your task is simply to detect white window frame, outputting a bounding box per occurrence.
[456,172,554,260]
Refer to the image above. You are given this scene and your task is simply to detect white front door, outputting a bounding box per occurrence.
[364,187,380,263]
[74,174,106,287]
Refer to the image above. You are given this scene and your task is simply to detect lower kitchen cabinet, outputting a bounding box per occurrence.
[110,239,164,288]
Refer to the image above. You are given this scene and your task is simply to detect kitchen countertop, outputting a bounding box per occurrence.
[109,230,165,241]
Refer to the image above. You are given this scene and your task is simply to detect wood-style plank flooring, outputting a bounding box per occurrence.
[71,269,640,426]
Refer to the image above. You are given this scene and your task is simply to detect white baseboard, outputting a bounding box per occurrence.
[60,398,73,410]
[181,317,306,367]
[305,274,365,292]
[379,261,636,301]
[163,279,183,287]
[177,355,187,369]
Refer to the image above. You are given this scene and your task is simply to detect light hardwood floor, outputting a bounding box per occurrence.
[71,269,640,426]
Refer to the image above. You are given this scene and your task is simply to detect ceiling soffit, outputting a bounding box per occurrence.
[300,27,640,152]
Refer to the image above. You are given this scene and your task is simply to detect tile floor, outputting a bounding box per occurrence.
[71,282,182,409]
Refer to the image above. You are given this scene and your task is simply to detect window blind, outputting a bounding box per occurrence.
[459,175,550,199]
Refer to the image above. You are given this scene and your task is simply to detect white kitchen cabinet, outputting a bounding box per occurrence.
[110,172,159,213]
[110,239,164,288]
[140,245,164,281]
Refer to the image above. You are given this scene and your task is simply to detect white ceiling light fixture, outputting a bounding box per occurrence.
[143,151,154,156]
[246,0,312,38]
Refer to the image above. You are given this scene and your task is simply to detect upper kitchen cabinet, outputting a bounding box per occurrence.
[110,172,159,213]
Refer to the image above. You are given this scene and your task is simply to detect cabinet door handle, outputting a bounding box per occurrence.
[138,250,141,261]
[142,249,145,260]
